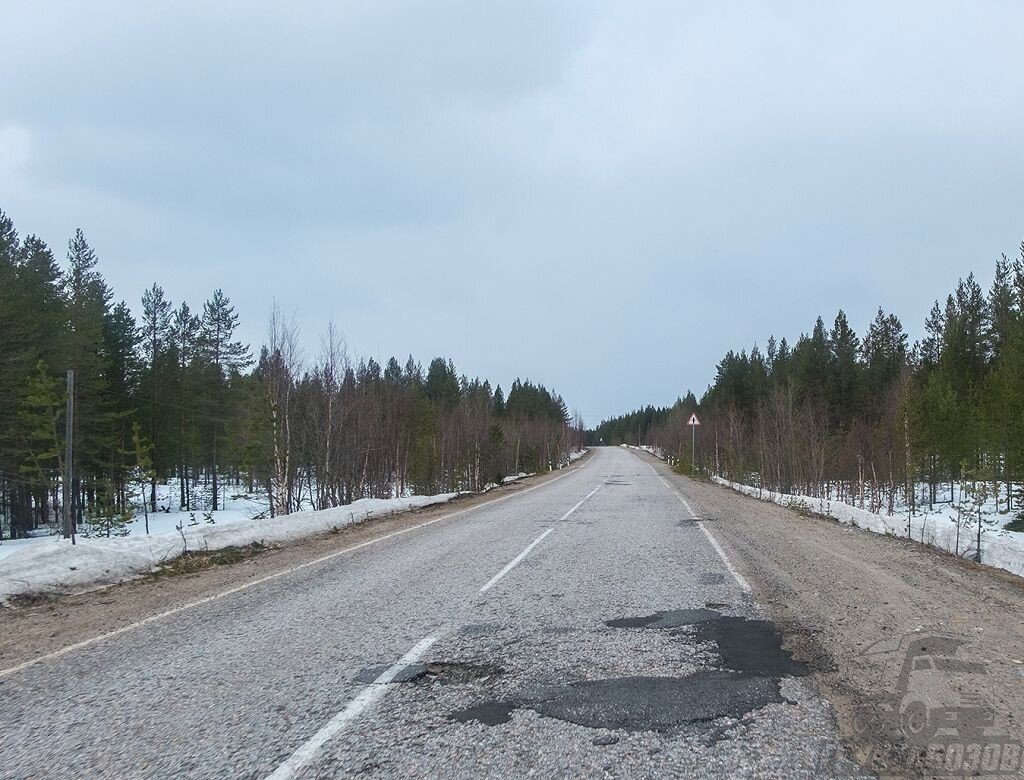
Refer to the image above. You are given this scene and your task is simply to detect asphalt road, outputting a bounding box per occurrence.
[0,447,866,778]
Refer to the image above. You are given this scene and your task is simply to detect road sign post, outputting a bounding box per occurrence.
[687,413,701,472]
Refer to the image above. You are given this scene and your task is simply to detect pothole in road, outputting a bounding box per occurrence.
[398,661,504,685]
[358,660,503,685]
[675,518,716,527]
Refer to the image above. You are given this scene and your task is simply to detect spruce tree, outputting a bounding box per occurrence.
[171,301,201,509]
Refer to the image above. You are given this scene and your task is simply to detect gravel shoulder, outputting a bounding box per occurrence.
[0,463,587,676]
[646,453,1024,777]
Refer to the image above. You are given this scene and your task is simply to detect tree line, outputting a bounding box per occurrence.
[591,242,1024,522]
[0,208,581,540]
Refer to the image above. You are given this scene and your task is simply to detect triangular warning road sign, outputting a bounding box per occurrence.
[687,413,701,426]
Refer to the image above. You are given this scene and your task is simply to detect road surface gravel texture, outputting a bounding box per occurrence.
[1,446,1020,778]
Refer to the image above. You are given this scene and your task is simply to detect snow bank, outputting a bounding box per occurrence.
[0,493,455,605]
[502,472,534,484]
[621,444,667,459]
[0,482,273,562]
[712,477,1024,579]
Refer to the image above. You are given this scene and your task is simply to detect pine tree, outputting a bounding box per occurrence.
[828,310,861,429]
[0,213,30,523]
[16,362,65,532]
[171,301,201,509]
[921,300,944,369]
[198,290,251,510]
[102,300,140,511]
[140,283,172,510]
[987,256,1016,365]
[425,357,460,409]
[63,229,112,526]
[862,308,908,414]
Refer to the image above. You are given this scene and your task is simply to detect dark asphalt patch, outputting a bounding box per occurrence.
[690,616,808,678]
[605,608,720,629]
[449,673,786,732]
[451,610,809,735]
[450,701,517,726]
[531,673,785,731]
[607,608,809,679]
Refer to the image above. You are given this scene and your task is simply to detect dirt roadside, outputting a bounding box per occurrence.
[648,452,1024,778]
[0,460,588,674]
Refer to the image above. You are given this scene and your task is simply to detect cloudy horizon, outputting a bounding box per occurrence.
[3,1,1023,425]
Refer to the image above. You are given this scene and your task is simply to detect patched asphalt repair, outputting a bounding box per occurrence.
[447,608,809,737]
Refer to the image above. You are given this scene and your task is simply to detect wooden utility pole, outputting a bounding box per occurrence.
[63,370,75,544]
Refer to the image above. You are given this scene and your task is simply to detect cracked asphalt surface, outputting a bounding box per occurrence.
[1,448,866,778]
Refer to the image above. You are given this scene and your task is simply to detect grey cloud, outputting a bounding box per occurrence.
[1,1,1023,423]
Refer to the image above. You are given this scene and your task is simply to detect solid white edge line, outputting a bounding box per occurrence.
[479,528,554,593]
[636,453,752,594]
[695,523,752,593]
[0,465,586,680]
[264,633,440,780]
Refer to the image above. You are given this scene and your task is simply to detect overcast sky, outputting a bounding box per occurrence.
[3,2,1023,425]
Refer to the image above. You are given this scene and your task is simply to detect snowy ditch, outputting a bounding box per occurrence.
[711,477,1024,580]
[625,444,1024,580]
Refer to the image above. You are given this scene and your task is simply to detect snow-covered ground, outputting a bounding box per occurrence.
[0,452,590,561]
[623,442,1024,579]
[713,477,1024,579]
[0,451,590,604]
[0,481,270,562]
[0,491,457,604]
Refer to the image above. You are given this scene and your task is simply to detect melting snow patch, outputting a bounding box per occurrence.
[0,493,455,604]
[713,477,1024,579]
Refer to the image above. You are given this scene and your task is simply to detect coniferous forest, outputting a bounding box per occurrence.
[592,242,1024,522]
[0,209,582,540]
